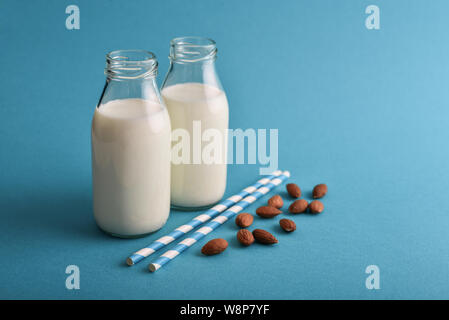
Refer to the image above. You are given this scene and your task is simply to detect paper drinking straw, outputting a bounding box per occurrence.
[126,170,283,266]
[149,170,290,272]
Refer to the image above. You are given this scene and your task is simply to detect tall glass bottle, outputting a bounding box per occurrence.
[161,37,229,210]
[92,50,171,237]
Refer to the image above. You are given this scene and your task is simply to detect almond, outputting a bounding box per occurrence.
[286,183,301,198]
[201,238,228,256]
[268,194,283,208]
[313,184,328,199]
[235,213,254,228]
[252,229,278,244]
[256,206,282,218]
[309,200,324,214]
[279,218,296,232]
[289,199,308,213]
[237,229,255,246]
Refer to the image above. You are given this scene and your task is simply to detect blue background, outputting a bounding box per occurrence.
[1,0,448,299]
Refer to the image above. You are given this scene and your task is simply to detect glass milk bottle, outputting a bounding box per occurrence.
[161,37,229,210]
[91,50,171,237]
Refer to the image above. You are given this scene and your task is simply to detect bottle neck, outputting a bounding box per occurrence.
[162,37,223,91]
[105,50,158,81]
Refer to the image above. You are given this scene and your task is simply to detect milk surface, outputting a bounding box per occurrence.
[162,83,229,208]
[91,98,171,236]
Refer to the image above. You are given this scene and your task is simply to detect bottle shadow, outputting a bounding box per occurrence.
[3,188,109,242]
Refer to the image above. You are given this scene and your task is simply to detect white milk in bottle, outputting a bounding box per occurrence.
[161,37,229,210]
[162,83,229,208]
[91,50,171,237]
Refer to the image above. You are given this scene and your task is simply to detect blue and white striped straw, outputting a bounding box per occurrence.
[149,170,290,272]
[126,170,282,266]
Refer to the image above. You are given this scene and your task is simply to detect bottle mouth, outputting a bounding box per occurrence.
[105,50,158,79]
[169,37,217,63]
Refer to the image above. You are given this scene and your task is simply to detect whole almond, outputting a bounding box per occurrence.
[201,238,228,256]
[309,200,324,214]
[235,213,254,228]
[252,229,278,244]
[289,199,308,214]
[279,219,296,232]
[286,183,301,198]
[313,184,328,199]
[268,195,283,208]
[237,229,255,246]
[256,206,282,218]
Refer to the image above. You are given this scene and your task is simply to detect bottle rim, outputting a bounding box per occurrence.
[105,50,158,80]
[169,37,217,63]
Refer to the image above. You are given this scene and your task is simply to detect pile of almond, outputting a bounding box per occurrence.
[201,182,328,255]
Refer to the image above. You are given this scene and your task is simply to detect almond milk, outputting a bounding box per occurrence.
[91,98,171,237]
[162,82,229,209]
